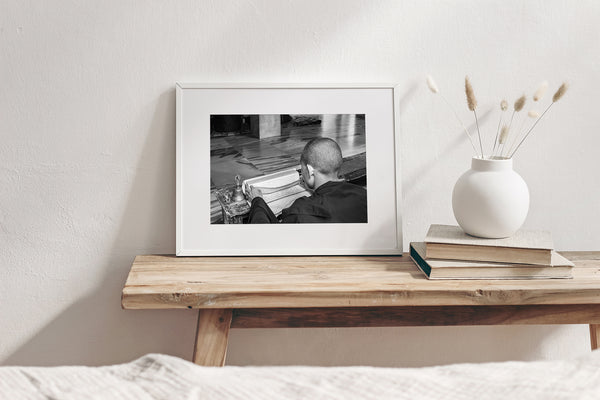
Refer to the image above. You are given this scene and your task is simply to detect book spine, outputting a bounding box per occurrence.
[409,244,432,278]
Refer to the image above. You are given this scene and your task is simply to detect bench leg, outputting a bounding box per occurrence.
[591,324,600,351]
[192,309,233,366]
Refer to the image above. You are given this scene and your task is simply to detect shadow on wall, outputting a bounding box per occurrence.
[402,106,494,207]
[2,1,393,367]
[226,324,572,367]
[5,89,198,367]
[3,88,579,368]
[4,264,198,366]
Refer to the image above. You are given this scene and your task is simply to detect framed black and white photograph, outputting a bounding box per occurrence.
[176,84,402,255]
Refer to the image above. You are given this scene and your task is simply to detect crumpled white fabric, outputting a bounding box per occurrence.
[2,351,600,400]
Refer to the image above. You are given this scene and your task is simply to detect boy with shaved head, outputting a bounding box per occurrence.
[248,137,367,223]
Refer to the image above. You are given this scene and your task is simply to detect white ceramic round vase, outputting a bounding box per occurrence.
[452,157,529,238]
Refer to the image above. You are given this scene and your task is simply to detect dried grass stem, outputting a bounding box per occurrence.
[439,93,478,154]
[492,100,508,155]
[510,102,554,157]
[473,109,483,157]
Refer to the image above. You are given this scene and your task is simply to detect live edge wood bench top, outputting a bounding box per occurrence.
[121,252,600,310]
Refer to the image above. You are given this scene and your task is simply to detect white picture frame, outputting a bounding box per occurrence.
[176,83,403,255]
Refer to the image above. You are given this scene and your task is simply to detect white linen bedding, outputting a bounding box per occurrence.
[2,351,600,400]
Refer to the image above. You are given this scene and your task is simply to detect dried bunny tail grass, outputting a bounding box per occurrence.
[493,100,509,155]
[465,76,477,111]
[499,125,512,158]
[465,76,483,156]
[533,81,548,101]
[553,82,568,102]
[426,75,439,93]
[514,95,526,112]
[499,125,509,144]
[528,110,540,118]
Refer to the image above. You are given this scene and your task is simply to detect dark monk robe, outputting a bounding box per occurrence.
[248,181,367,224]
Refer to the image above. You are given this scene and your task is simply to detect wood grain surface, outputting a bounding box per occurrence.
[192,309,232,366]
[231,305,600,328]
[590,324,600,350]
[122,252,600,309]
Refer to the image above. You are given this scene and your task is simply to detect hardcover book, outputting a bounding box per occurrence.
[424,224,554,265]
[411,242,573,280]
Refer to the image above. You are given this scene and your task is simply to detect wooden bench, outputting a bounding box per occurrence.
[121,252,600,366]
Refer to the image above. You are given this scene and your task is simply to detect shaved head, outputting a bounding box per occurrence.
[300,138,343,175]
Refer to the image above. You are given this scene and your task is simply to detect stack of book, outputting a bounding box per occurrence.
[410,224,574,280]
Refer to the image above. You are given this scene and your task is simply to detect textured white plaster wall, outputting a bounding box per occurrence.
[1,0,599,366]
